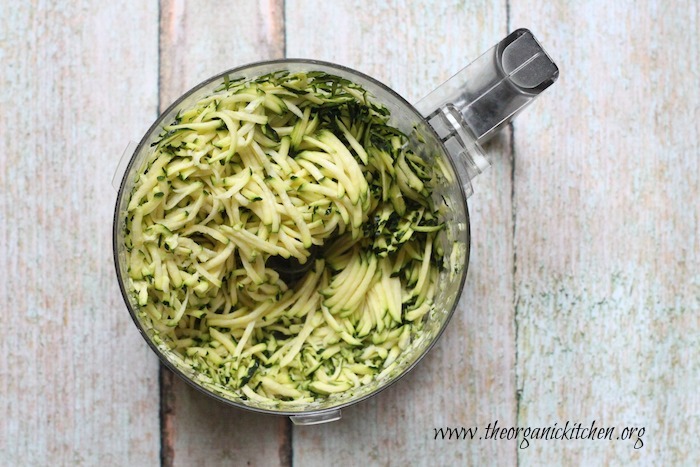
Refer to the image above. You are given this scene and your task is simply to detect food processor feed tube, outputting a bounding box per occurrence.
[417,28,558,197]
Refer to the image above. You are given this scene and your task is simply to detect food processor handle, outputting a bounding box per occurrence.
[415,28,558,196]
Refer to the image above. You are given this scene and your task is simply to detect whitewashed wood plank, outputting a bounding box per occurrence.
[157,1,289,466]
[0,1,160,464]
[162,377,291,467]
[286,2,517,465]
[159,0,285,107]
[510,1,700,464]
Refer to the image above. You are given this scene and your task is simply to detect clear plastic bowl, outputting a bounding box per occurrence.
[112,60,470,424]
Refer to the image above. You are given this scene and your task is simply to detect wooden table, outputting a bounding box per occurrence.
[2,1,698,465]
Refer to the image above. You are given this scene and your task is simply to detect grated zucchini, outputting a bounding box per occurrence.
[124,70,446,404]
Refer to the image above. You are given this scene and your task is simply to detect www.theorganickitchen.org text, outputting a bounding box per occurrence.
[433,420,645,449]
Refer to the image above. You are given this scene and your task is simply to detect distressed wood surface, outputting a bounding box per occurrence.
[2,1,699,466]
[510,1,700,464]
[0,1,161,465]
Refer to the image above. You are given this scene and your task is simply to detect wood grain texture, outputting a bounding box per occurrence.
[157,1,289,466]
[510,1,700,464]
[162,377,291,467]
[0,1,161,464]
[4,1,700,465]
[159,0,285,108]
[286,1,517,465]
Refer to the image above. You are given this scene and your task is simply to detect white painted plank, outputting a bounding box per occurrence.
[0,1,160,464]
[157,1,289,465]
[510,1,700,464]
[159,0,285,108]
[162,377,291,467]
[286,1,517,465]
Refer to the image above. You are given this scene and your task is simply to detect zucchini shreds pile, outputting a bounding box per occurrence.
[124,70,446,403]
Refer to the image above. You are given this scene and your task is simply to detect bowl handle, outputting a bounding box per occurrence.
[415,29,559,197]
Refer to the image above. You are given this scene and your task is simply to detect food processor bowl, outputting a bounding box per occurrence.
[113,29,557,424]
